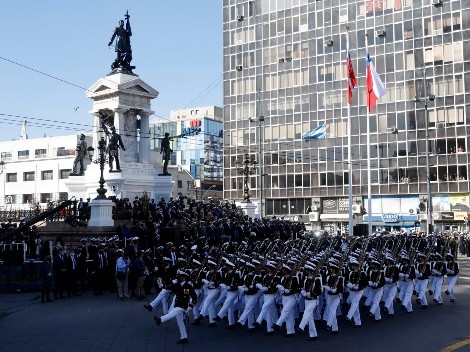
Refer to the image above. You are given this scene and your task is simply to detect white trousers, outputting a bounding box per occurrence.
[398,280,414,312]
[193,288,203,319]
[431,276,444,303]
[299,299,318,337]
[324,294,340,332]
[217,290,239,325]
[346,290,363,325]
[201,288,220,323]
[414,279,428,306]
[160,307,187,339]
[150,288,170,314]
[368,287,383,320]
[382,283,397,315]
[256,293,277,332]
[275,295,296,334]
[446,276,458,299]
[238,293,259,328]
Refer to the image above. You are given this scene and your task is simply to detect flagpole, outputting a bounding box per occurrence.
[346,25,353,237]
[366,33,372,237]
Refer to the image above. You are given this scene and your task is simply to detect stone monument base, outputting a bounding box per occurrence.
[240,201,257,220]
[88,198,114,227]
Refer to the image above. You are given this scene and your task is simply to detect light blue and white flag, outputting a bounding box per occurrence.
[303,123,326,140]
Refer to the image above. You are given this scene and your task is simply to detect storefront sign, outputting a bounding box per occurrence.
[381,214,400,223]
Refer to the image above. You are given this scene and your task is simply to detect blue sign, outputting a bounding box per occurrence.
[381,214,400,223]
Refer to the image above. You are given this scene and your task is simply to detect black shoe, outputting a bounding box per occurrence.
[382,306,389,313]
[176,338,188,344]
[296,326,304,334]
[330,331,339,335]
[353,324,361,328]
[437,302,443,305]
[272,324,281,331]
[388,314,394,318]
[428,290,433,296]
[395,298,402,304]
[445,290,450,295]
[154,316,161,326]
[285,333,295,337]
[368,312,374,318]
[248,328,256,333]
[144,304,153,312]
[450,299,455,303]
[421,305,428,309]
[344,316,351,322]
[325,325,332,332]
[374,319,382,323]
[265,331,275,336]
[307,336,318,341]
[416,298,421,304]
[235,322,243,328]
[214,316,221,322]
[253,321,260,328]
[191,320,200,326]
[208,322,216,328]
[433,298,438,303]
[226,324,236,330]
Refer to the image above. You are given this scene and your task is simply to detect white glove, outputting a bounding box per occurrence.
[305,291,311,298]
[447,269,454,275]
[352,284,359,290]
[172,279,178,284]
[368,281,374,287]
[219,283,227,290]
[323,285,330,291]
[158,283,163,289]
[346,282,354,289]
[284,289,290,294]
[385,278,392,284]
[260,286,268,292]
[404,274,409,280]
[202,279,209,284]
[256,283,262,289]
[300,289,307,297]
[328,288,337,294]
[431,269,439,276]
[276,284,285,291]
[417,273,422,278]
[399,273,405,280]
[185,306,192,313]
[209,281,215,287]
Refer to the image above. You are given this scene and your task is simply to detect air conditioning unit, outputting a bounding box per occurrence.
[324,39,333,47]
[312,205,319,212]
[436,122,445,129]
[309,212,319,222]
[376,30,386,37]
[237,14,244,21]
[236,65,243,71]
[352,204,361,214]
[433,0,443,7]
[409,208,415,214]
[285,56,292,62]
[278,58,285,63]
[418,214,428,221]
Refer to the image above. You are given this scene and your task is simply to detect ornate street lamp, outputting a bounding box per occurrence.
[237,153,257,203]
[87,137,115,199]
[0,160,5,174]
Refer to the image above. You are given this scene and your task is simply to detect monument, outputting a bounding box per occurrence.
[66,12,173,227]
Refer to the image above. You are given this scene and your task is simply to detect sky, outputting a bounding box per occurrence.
[0,1,222,141]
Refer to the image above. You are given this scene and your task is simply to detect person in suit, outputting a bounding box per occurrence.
[52,247,67,299]
[39,255,54,303]
[91,248,107,295]
[65,249,80,297]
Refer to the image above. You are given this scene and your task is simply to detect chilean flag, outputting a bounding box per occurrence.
[346,48,356,104]
[365,49,386,112]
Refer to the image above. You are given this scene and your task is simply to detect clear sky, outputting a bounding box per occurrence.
[0,1,222,141]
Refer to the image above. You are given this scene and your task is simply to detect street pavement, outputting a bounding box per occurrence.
[1,256,470,352]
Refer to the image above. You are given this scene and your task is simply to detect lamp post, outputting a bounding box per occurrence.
[249,115,265,217]
[87,137,114,199]
[413,68,435,234]
[237,153,257,203]
[203,184,216,201]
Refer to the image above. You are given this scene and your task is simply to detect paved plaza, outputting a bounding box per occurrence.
[1,256,470,352]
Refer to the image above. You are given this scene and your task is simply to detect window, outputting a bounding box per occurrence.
[60,169,71,179]
[187,181,194,189]
[1,151,12,160]
[40,193,53,203]
[22,194,33,204]
[177,180,183,188]
[35,149,47,158]
[18,150,29,160]
[41,170,53,180]
[6,173,17,182]
[58,192,68,202]
[5,195,17,204]
[23,171,35,181]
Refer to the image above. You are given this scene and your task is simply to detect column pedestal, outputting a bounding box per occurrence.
[88,198,115,227]
[240,201,257,220]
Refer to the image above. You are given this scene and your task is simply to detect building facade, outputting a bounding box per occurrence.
[149,106,224,194]
[0,135,90,210]
[222,0,470,232]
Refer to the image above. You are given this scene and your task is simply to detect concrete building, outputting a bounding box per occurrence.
[0,134,91,210]
[149,106,224,197]
[222,0,470,232]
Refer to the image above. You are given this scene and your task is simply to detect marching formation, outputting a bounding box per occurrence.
[143,232,460,344]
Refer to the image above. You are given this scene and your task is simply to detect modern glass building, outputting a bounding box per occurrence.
[222,0,470,232]
[150,106,224,183]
